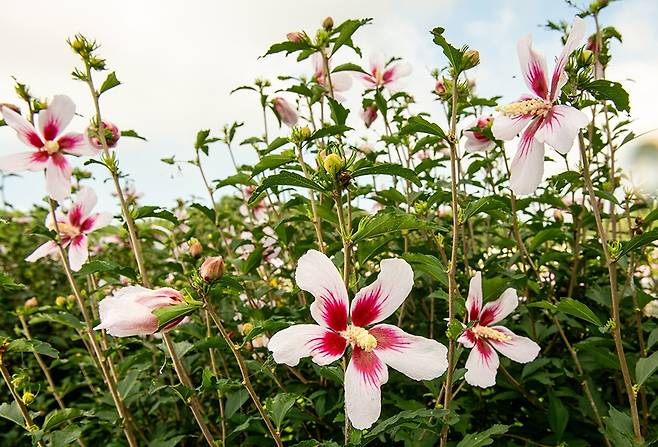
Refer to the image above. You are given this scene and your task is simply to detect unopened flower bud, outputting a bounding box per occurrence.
[414,201,429,215]
[241,322,254,335]
[291,126,312,144]
[360,105,378,128]
[0,103,21,115]
[553,209,563,222]
[189,239,202,257]
[286,32,305,43]
[315,29,330,47]
[434,79,446,95]
[644,300,658,318]
[24,297,38,308]
[86,120,120,149]
[272,97,298,128]
[322,17,334,30]
[55,296,67,307]
[323,153,345,176]
[463,50,480,70]
[200,256,224,282]
[580,50,594,66]
[22,391,35,405]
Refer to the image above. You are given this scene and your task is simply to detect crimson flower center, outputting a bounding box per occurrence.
[470,324,512,342]
[341,324,377,352]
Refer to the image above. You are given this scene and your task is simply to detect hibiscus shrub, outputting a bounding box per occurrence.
[1,3,657,447]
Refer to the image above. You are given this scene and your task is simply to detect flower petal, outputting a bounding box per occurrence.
[59,132,97,156]
[491,114,532,141]
[371,324,447,380]
[479,288,518,326]
[295,250,349,331]
[81,212,113,233]
[489,326,541,363]
[509,120,545,196]
[534,105,589,154]
[465,271,483,321]
[45,154,72,201]
[457,328,476,349]
[550,17,586,100]
[330,72,353,93]
[68,235,88,271]
[0,151,49,172]
[464,339,499,388]
[345,347,388,430]
[25,240,59,263]
[71,186,98,223]
[1,106,43,148]
[350,258,413,327]
[38,95,75,141]
[95,294,159,337]
[517,35,549,99]
[268,324,346,367]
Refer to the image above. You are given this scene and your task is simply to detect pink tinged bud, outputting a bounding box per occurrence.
[200,256,225,282]
[434,80,446,95]
[24,297,39,308]
[272,97,298,128]
[286,32,304,43]
[86,120,121,149]
[94,286,186,337]
[189,239,203,257]
[360,106,378,128]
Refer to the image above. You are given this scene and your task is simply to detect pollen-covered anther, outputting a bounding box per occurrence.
[342,325,378,352]
[471,325,512,342]
[44,140,60,154]
[496,98,551,117]
[52,222,80,238]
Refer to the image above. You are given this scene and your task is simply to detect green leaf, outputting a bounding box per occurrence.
[331,18,371,56]
[363,409,438,441]
[399,115,446,139]
[30,312,84,330]
[402,253,448,287]
[216,172,256,189]
[636,350,658,387]
[352,209,435,242]
[249,171,325,205]
[351,163,421,187]
[603,406,636,447]
[0,272,24,292]
[648,328,658,351]
[42,408,81,432]
[462,196,508,222]
[0,402,25,428]
[617,228,658,260]
[263,40,312,58]
[332,62,367,75]
[430,27,465,73]
[528,228,565,252]
[7,338,59,358]
[642,208,658,228]
[99,71,121,94]
[327,97,349,126]
[252,151,296,177]
[455,424,509,447]
[133,205,180,225]
[190,202,216,224]
[120,129,147,141]
[548,394,569,440]
[75,259,138,281]
[264,136,290,155]
[585,80,630,112]
[152,303,201,332]
[267,393,297,430]
[556,298,603,327]
[309,125,352,141]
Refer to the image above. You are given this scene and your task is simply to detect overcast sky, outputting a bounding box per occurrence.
[1,0,656,211]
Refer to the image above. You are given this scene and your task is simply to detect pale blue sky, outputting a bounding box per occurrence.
[0,0,656,211]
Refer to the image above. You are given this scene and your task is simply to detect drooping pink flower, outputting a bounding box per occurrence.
[272,97,298,128]
[361,52,412,90]
[26,187,112,271]
[457,272,540,388]
[360,105,378,128]
[268,250,448,429]
[312,52,353,101]
[94,286,186,337]
[492,17,589,195]
[463,116,495,153]
[0,95,97,201]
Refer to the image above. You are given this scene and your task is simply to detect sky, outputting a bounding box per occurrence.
[0,0,656,211]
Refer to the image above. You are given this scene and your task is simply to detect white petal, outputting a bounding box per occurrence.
[268,324,346,367]
[68,235,88,272]
[491,114,532,141]
[1,106,43,148]
[74,186,98,218]
[344,348,388,430]
[534,105,589,154]
[510,131,545,196]
[464,340,499,388]
[350,258,414,327]
[83,212,113,233]
[38,95,75,140]
[25,240,59,263]
[479,288,518,326]
[550,17,586,99]
[295,250,349,331]
[45,154,72,202]
[371,324,447,380]
[465,271,483,321]
[330,72,353,93]
[489,326,541,363]
[0,152,48,172]
[517,35,549,99]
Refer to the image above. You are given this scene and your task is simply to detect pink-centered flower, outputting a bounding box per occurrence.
[268,250,448,430]
[361,52,412,90]
[0,95,96,201]
[463,116,495,153]
[272,97,298,128]
[26,187,112,271]
[312,52,353,101]
[94,286,186,337]
[492,17,589,195]
[457,272,540,388]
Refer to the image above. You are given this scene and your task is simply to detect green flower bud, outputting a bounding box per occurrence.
[323,153,345,176]
[463,50,480,70]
